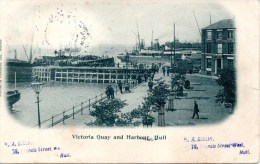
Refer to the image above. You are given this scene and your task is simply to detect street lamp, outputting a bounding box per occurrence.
[31,82,44,128]
[125,54,130,92]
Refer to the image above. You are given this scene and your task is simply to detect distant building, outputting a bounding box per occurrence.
[201,19,235,75]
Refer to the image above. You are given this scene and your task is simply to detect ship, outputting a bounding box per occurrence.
[6,49,34,83]
[117,23,201,66]
[7,90,21,108]
[117,46,201,66]
[6,72,21,108]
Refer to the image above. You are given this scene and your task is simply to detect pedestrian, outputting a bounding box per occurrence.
[109,86,115,99]
[192,101,200,119]
[184,80,191,89]
[148,80,153,91]
[162,67,165,76]
[144,71,148,82]
[151,72,154,81]
[117,63,120,68]
[105,86,111,100]
[137,74,142,84]
[118,80,123,93]
[166,67,170,76]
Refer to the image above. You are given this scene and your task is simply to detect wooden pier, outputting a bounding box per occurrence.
[32,66,151,83]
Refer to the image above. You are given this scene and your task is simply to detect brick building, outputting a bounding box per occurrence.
[201,19,235,75]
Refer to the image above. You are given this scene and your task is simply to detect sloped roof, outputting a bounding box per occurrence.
[202,19,235,30]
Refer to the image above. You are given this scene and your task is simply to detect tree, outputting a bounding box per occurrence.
[128,81,171,126]
[216,65,236,108]
[147,81,171,109]
[90,99,127,127]
[173,60,193,75]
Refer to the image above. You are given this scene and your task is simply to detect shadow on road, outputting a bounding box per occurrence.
[177,97,210,100]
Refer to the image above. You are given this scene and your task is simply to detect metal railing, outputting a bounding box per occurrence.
[33,80,143,128]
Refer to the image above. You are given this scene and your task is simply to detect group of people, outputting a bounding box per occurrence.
[162,66,170,76]
[131,71,155,84]
[105,85,115,100]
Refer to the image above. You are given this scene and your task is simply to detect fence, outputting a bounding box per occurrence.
[33,80,142,128]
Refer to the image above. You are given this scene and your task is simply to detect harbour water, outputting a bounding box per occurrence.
[7,82,117,127]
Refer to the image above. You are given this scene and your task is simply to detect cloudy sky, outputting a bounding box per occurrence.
[1,0,233,58]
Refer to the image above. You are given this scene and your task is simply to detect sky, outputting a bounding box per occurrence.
[0,0,233,59]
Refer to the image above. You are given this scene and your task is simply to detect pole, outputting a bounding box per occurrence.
[170,23,173,68]
[81,102,83,115]
[52,116,54,128]
[15,72,16,90]
[126,55,129,83]
[174,23,176,64]
[63,111,65,124]
[73,106,75,119]
[37,93,41,128]
[89,99,90,110]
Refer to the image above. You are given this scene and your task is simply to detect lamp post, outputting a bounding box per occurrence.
[125,54,130,92]
[31,82,44,128]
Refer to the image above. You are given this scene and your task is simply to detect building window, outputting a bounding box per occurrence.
[207,30,212,40]
[217,44,222,54]
[228,43,234,54]
[206,58,212,68]
[228,59,234,66]
[217,30,222,39]
[206,43,211,53]
[228,30,234,39]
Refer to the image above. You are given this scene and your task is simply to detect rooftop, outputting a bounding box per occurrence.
[202,19,235,30]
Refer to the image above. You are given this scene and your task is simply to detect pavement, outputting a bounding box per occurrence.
[54,81,150,128]
[53,70,231,128]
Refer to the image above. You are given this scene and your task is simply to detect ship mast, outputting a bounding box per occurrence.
[29,5,36,64]
[151,30,153,49]
[136,22,141,50]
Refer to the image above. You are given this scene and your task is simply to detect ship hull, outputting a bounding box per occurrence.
[7,90,21,107]
[6,62,33,83]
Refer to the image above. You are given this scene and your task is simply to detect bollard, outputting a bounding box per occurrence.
[73,106,75,119]
[52,115,54,128]
[63,111,65,124]
[89,98,90,110]
[81,102,83,115]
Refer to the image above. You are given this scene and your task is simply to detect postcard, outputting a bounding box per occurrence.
[0,0,259,163]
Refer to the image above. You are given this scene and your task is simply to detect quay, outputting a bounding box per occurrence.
[54,73,231,128]
[32,66,151,83]
[32,70,231,128]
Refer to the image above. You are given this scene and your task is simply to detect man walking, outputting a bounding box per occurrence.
[192,101,199,119]
[162,67,165,76]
